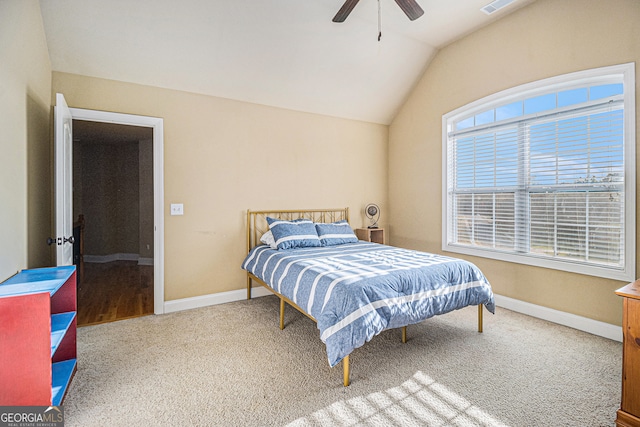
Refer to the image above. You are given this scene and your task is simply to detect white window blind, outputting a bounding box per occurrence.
[442,64,635,281]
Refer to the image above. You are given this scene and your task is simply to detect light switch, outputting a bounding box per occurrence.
[170,203,184,216]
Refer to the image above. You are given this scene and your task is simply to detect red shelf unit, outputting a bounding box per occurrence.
[0,265,77,406]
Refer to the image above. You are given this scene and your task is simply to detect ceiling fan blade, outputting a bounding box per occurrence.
[332,0,361,23]
[394,0,424,21]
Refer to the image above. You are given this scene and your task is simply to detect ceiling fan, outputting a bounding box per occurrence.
[332,0,424,23]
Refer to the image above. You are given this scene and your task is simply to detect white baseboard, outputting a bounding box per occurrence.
[84,253,139,263]
[84,253,154,265]
[162,288,622,342]
[164,286,272,313]
[494,294,622,342]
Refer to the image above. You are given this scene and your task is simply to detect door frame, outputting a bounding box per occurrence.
[69,107,165,315]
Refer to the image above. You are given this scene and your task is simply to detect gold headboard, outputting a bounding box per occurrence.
[246,208,350,253]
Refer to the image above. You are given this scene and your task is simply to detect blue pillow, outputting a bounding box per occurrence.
[266,217,321,250]
[315,220,358,246]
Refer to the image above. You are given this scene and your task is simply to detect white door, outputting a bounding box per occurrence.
[54,93,74,266]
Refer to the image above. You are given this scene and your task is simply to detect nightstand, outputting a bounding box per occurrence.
[355,228,385,244]
[615,280,640,427]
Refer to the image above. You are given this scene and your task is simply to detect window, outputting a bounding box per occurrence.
[442,63,635,281]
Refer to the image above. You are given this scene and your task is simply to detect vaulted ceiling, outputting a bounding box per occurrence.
[40,0,535,125]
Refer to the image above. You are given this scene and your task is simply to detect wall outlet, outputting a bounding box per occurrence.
[170,203,184,215]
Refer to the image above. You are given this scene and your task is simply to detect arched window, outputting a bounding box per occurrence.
[442,63,635,281]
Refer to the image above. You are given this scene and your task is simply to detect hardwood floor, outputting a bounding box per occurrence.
[77,261,153,326]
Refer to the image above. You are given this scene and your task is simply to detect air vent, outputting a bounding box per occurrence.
[481,0,517,15]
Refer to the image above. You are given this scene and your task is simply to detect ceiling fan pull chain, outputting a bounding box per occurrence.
[378,0,382,41]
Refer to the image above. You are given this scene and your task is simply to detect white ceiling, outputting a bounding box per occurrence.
[40,0,535,125]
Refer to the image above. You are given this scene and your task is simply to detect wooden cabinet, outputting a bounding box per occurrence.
[616,280,640,427]
[355,228,385,244]
[0,266,77,406]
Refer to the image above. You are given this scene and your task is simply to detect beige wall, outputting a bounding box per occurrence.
[53,72,388,300]
[6,0,632,326]
[0,0,52,280]
[75,141,142,256]
[389,0,640,326]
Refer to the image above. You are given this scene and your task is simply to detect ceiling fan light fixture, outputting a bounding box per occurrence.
[332,0,424,23]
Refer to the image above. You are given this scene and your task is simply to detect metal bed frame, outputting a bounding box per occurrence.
[245,208,484,386]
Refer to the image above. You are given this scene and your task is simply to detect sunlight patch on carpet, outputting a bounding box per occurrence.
[287,371,509,426]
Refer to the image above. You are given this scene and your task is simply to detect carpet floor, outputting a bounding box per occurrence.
[64,295,621,426]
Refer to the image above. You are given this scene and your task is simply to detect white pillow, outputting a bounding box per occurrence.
[260,230,278,249]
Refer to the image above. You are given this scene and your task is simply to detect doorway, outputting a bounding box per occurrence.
[73,120,153,325]
[67,107,165,322]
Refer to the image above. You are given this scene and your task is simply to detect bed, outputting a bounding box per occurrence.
[242,208,495,386]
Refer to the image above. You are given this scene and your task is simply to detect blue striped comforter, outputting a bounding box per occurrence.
[242,241,495,367]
